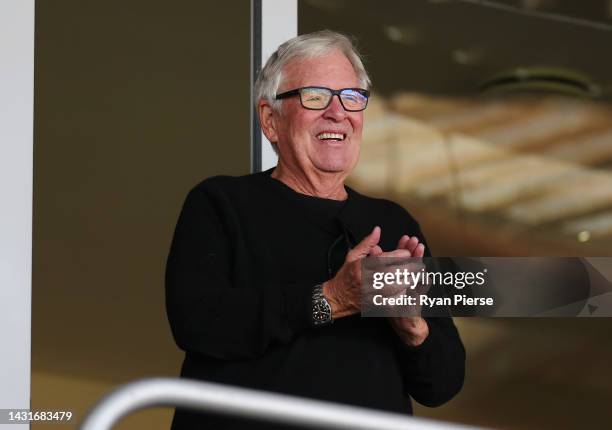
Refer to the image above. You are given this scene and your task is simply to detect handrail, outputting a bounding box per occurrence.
[79,378,480,430]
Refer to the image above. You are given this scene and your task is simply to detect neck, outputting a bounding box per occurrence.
[271,161,348,200]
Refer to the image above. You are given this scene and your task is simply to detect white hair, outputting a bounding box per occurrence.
[254,30,371,113]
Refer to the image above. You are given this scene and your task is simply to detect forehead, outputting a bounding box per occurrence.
[280,50,360,90]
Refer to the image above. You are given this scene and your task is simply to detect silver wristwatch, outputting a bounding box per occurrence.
[312,284,333,327]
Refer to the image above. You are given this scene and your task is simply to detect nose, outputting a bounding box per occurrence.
[322,94,348,122]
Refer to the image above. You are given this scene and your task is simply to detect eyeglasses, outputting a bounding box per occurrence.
[275,86,370,112]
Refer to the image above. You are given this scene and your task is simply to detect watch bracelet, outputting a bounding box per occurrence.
[312,283,333,326]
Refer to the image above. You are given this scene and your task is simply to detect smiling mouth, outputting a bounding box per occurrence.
[316,132,346,142]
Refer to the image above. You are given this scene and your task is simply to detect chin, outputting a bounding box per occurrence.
[314,157,354,174]
[311,148,359,174]
[317,165,347,173]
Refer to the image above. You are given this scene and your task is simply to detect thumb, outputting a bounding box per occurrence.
[349,226,381,260]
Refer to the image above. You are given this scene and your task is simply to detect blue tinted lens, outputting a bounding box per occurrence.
[340,89,368,110]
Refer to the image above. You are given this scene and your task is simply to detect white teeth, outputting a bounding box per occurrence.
[317,132,345,140]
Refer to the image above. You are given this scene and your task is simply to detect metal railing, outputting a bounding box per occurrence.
[79,378,481,430]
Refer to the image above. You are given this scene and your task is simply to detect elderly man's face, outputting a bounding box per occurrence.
[267,50,364,176]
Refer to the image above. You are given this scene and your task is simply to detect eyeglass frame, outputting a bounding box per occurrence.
[275,86,370,112]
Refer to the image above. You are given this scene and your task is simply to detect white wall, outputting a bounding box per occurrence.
[260,0,297,170]
[0,0,34,427]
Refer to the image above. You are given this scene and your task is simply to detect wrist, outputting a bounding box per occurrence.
[321,281,336,309]
[322,279,359,319]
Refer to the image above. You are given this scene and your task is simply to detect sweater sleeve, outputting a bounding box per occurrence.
[394,317,466,407]
[393,212,466,407]
[165,185,315,360]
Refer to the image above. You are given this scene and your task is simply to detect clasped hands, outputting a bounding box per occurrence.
[322,226,429,346]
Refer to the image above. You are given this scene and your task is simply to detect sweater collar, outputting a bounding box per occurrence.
[336,187,378,247]
[255,167,376,245]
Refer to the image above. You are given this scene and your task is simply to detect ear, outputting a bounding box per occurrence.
[258,100,279,143]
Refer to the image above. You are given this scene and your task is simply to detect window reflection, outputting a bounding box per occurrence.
[350,93,612,255]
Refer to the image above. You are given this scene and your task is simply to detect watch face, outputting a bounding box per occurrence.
[313,300,331,323]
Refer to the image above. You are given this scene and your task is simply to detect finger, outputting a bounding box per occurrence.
[397,235,410,250]
[350,226,381,259]
[407,236,420,254]
[383,249,412,258]
[414,243,425,258]
[369,245,383,256]
[370,248,412,269]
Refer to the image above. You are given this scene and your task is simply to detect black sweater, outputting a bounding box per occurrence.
[165,169,465,429]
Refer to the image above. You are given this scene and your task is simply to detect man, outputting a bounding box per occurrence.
[166,30,465,429]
